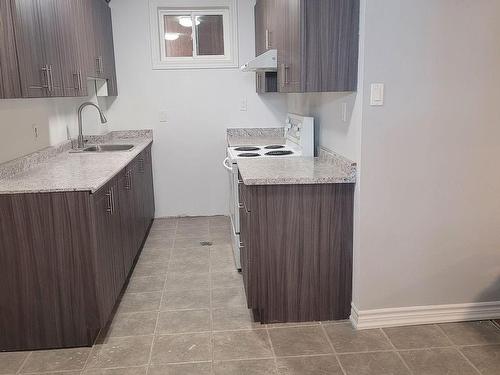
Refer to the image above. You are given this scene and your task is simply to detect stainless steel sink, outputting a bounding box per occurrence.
[71,144,135,153]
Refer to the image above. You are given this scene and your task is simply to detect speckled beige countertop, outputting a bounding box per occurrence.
[237,151,357,185]
[0,132,153,195]
[227,127,285,147]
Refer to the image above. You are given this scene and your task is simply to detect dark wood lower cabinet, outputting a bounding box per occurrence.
[0,145,154,351]
[239,179,354,324]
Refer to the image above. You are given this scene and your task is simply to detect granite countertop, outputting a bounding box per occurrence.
[0,132,153,195]
[237,153,357,185]
[227,127,285,147]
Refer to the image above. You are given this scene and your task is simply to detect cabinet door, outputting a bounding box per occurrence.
[278,0,301,92]
[117,170,137,275]
[0,1,21,98]
[37,0,64,96]
[90,0,118,95]
[239,205,249,299]
[11,0,48,97]
[254,0,266,56]
[131,158,146,249]
[143,146,155,223]
[56,0,90,97]
[93,181,125,324]
[101,1,118,96]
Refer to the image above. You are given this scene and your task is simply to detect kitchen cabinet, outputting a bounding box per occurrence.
[0,145,154,351]
[11,0,65,97]
[239,177,354,323]
[254,0,360,93]
[92,178,126,325]
[0,0,21,98]
[3,0,117,99]
[255,0,279,56]
[90,0,118,96]
[57,0,93,97]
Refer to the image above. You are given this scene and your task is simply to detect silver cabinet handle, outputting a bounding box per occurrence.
[111,187,115,214]
[40,65,50,91]
[106,189,113,213]
[125,171,132,190]
[265,29,271,49]
[47,65,54,93]
[73,71,83,91]
[280,64,289,88]
[106,187,116,214]
[96,56,103,75]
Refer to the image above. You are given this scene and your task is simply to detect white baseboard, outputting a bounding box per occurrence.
[350,301,500,330]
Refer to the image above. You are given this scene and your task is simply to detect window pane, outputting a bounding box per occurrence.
[195,15,225,56]
[164,15,193,57]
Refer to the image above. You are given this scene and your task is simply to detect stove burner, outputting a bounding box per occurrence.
[266,150,294,156]
[264,145,285,149]
[234,146,261,151]
[238,153,261,158]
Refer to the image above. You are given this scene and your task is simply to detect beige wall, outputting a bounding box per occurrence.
[355,0,500,309]
[288,0,500,312]
[0,85,111,164]
[107,0,287,217]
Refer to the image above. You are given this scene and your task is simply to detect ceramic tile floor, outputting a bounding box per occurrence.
[1,216,500,374]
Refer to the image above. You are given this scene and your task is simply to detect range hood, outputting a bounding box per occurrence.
[240,49,277,72]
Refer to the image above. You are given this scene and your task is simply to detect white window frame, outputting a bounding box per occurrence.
[149,0,239,70]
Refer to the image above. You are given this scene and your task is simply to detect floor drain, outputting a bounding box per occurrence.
[200,241,213,246]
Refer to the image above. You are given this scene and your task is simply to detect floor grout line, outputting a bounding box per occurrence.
[9,218,499,375]
[434,324,484,375]
[264,326,280,374]
[379,327,415,375]
[145,219,178,375]
[320,322,347,375]
[15,351,32,375]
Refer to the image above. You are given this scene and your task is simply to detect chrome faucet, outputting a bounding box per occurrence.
[77,102,108,149]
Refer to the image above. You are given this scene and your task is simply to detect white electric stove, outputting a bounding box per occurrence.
[223,114,315,270]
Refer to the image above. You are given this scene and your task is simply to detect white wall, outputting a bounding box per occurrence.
[0,86,111,163]
[354,0,500,310]
[108,0,287,217]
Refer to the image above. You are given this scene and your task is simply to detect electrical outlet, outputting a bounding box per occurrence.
[32,124,39,140]
[239,98,248,112]
[159,111,168,123]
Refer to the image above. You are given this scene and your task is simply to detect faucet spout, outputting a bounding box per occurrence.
[77,102,108,149]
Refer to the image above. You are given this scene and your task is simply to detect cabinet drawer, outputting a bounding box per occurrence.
[237,172,251,211]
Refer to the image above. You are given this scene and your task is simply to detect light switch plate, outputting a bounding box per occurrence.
[341,102,348,122]
[370,83,385,106]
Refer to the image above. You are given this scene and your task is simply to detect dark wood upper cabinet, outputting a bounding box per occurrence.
[11,0,59,97]
[90,0,118,96]
[3,0,117,99]
[254,0,360,93]
[0,1,21,98]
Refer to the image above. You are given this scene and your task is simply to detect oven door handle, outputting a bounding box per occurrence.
[222,157,233,172]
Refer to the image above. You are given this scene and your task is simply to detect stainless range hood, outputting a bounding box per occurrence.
[240,49,277,72]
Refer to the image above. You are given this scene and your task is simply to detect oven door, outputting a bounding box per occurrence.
[223,156,241,270]
[224,156,240,235]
